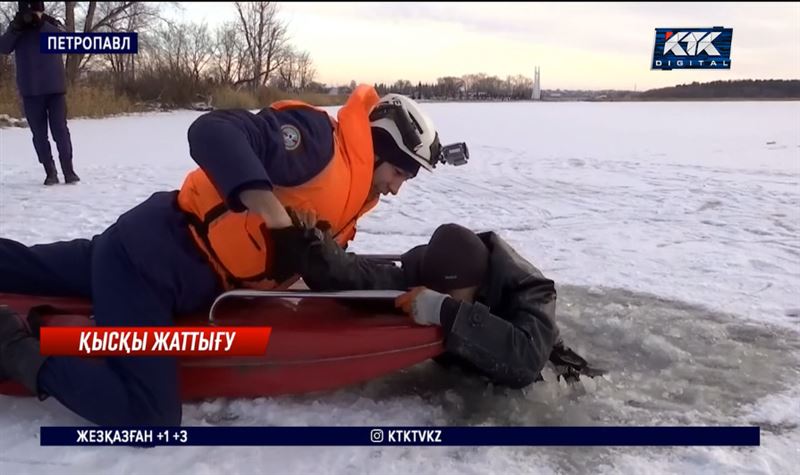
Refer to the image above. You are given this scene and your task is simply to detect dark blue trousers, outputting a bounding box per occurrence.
[22,93,73,165]
[0,224,215,426]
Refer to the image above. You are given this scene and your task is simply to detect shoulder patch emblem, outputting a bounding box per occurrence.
[281,124,302,151]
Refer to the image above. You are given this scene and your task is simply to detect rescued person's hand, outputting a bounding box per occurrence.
[395,286,447,326]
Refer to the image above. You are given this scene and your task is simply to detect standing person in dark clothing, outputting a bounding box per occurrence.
[299,222,605,388]
[0,1,79,185]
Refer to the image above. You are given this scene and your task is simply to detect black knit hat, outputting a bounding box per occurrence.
[419,223,489,292]
[371,127,421,177]
[18,1,45,12]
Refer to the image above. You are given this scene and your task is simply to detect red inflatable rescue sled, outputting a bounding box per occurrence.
[0,288,444,400]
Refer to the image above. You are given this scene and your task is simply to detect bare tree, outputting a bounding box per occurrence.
[277,45,297,91]
[274,48,313,92]
[234,1,289,89]
[391,79,413,95]
[63,2,165,84]
[296,50,315,91]
[460,74,475,96]
[507,74,532,99]
[212,21,242,85]
[154,22,187,76]
[0,2,14,23]
[475,75,503,98]
[185,22,212,85]
[437,76,464,99]
[103,2,162,88]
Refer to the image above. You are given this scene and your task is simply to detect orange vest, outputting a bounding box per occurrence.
[177,85,381,290]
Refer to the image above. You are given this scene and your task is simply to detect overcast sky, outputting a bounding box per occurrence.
[169,2,800,90]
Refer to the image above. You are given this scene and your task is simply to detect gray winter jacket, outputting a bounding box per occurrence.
[301,230,560,388]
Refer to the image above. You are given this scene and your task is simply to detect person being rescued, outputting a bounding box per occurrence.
[292,221,606,387]
[0,84,466,427]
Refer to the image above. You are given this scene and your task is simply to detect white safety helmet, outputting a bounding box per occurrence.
[370,94,442,174]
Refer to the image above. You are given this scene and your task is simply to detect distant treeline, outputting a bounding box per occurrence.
[368,74,535,101]
[638,80,800,100]
[361,78,800,102]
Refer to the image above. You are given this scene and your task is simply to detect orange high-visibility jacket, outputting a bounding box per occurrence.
[177,85,381,290]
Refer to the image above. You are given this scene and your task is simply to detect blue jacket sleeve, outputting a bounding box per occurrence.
[0,24,21,54]
[186,106,335,212]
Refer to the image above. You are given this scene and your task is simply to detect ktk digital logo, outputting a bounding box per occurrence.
[651,27,732,70]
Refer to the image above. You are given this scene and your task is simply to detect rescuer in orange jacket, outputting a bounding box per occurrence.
[176,85,447,291]
[0,84,468,427]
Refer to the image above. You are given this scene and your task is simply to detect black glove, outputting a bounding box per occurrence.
[548,341,606,384]
[10,10,39,32]
[10,12,27,32]
[266,208,325,283]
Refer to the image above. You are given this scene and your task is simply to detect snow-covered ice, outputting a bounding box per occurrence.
[1,101,798,474]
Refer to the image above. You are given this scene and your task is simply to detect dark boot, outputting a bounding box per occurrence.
[43,160,59,186]
[0,306,48,398]
[60,159,80,184]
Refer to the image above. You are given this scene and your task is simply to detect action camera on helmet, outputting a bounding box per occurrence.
[438,142,469,167]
